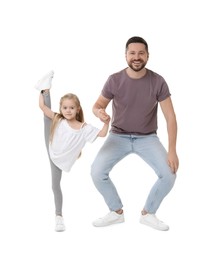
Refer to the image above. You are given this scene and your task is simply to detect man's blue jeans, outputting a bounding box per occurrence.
[91,132,176,213]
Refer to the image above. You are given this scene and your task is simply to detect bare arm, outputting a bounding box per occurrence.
[97,120,110,137]
[39,92,55,119]
[92,95,111,123]
[160,96,179,173]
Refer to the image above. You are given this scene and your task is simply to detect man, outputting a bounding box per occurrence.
[91,36,179,231]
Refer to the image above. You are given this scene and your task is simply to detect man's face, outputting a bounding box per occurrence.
[126,43,149,72]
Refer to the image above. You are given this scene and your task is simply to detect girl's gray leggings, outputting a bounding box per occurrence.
[43,92,63,216]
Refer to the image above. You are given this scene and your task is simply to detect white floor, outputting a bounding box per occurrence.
[1,1,214,259]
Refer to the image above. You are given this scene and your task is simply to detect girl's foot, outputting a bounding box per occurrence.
[55,215,65,232]
[35,70,54,91]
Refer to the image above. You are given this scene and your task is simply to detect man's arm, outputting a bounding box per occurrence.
[160,96,179,173]
[93,94,111,123]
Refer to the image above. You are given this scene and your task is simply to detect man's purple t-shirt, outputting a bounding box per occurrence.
[101,68,171,135]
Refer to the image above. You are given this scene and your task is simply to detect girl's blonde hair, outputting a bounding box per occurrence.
[50,93,84,142]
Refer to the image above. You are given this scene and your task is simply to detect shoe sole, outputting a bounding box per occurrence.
[55,228,65,232]
[93,218,125,227]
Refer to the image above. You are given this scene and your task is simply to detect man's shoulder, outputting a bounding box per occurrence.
[147,68,161,77]
[107,69,127,84]
[109,68,126,78]
[146,68,165,81]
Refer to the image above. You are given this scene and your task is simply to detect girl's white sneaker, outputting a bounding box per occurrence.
[55,215,65,232]
[35,70,54,91]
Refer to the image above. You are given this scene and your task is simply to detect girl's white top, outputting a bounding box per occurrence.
[49,119,100,172]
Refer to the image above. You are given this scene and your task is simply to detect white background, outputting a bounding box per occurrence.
[0,0,214,259]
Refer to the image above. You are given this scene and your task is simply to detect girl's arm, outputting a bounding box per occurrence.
[39,92,55,119]
[97,120,110,137]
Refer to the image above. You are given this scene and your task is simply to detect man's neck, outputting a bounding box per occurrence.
[126,67,147,79]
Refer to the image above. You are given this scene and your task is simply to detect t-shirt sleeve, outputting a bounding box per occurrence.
[157,78,171,102]
[84,124,100,143]
[101,76,114,100]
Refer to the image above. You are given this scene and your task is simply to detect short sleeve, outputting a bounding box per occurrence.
[83,124,100,143]
[157,78,171,102]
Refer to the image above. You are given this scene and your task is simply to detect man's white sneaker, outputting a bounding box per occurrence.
[140,214,169,231]
[35,70,54,91]
[92,211,125,227]
[55,215,65,232]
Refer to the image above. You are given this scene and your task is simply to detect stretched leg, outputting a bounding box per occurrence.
[42,91,63,216]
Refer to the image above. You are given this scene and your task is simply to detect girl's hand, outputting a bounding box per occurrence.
[98,109,110,123]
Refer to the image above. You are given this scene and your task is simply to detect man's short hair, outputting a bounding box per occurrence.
[125,36,148,52]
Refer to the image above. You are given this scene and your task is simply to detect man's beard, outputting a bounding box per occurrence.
[128,60,146,72]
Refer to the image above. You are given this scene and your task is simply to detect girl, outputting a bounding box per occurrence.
[35,71,110,232]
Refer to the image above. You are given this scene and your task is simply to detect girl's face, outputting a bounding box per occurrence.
[60,98,79,120]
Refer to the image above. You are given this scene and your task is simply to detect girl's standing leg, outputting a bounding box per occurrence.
[42,91,63,216]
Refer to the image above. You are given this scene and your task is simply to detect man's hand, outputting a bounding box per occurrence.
[167,151,179,173]
[97,108,110,123]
